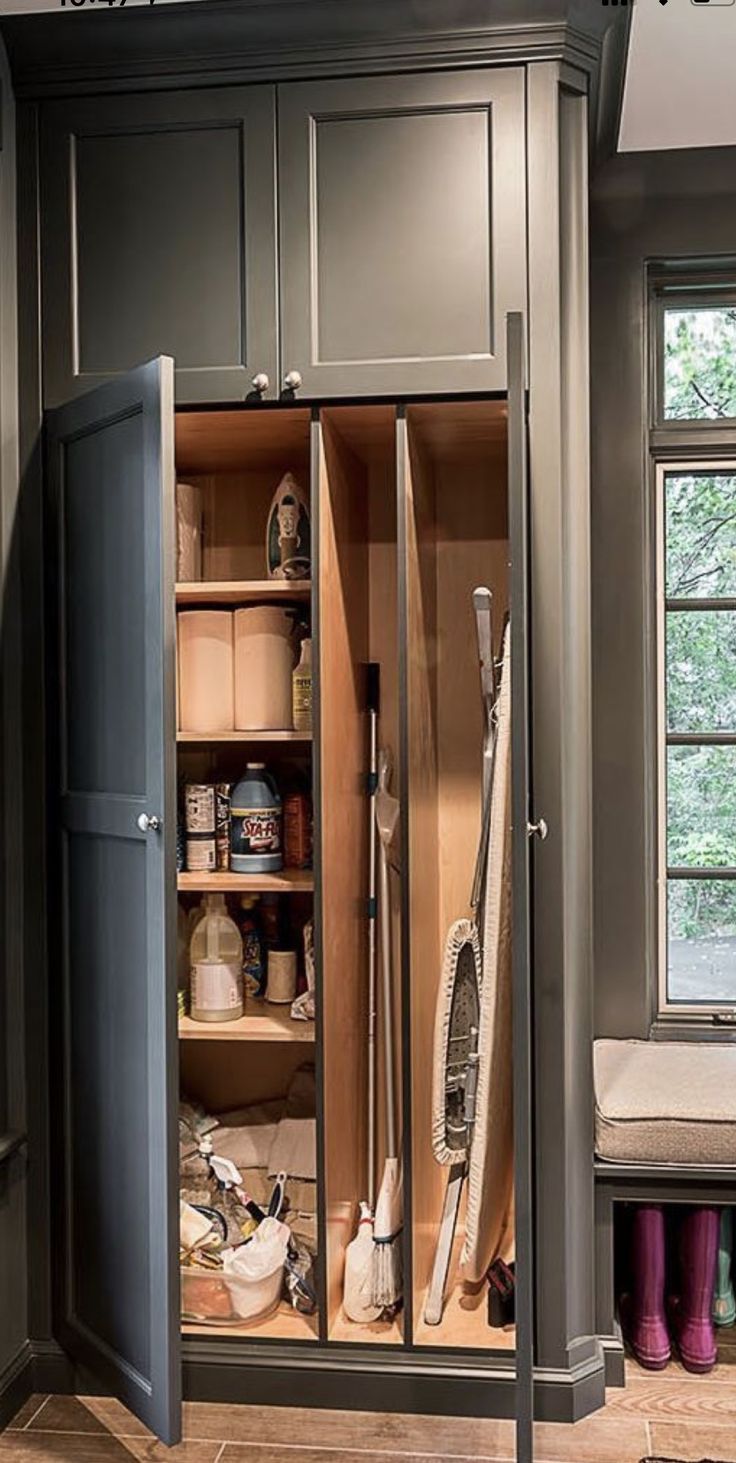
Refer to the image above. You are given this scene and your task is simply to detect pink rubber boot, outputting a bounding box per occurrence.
[671,1206,719,1375]
[623,1205,671,1370]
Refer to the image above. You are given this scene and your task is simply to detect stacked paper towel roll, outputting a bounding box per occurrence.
[178,611,234,733]
[234,607,295,731]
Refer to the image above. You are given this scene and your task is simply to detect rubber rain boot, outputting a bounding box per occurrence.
[713,1208,736,1328]
[672,1206,719,1374]
[623,1205,671,1371]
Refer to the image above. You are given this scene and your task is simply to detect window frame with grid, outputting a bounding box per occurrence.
[651,271,736,1020]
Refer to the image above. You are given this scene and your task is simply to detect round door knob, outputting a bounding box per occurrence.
[252,372,270,396]
[137,813,162,834]
[283,370,302,393]
[527,817,548,842]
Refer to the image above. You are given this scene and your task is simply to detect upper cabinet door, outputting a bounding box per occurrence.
[46,360,181,1446]
[41,89,277,407]
[278,70,526,398]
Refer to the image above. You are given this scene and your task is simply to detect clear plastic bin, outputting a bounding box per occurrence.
[181,1259,284,1327]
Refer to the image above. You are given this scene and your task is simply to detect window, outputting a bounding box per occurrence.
[654,277,736,1013]
[660,467,736,1008]
[664,304,736,422]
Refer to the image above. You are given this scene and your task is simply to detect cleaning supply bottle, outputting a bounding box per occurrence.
[231,764,283,873]
[177,902,190,1019]
[292,638,312,733]
[240,896,266,998]
[190,894,244,1023]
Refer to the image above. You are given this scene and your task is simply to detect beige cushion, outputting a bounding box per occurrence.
[594,1039,736,1167]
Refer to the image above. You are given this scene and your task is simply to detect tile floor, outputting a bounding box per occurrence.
[3,1358,736,1463]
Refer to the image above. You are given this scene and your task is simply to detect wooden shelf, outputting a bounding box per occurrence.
[179,1006,314,1044]
[177,729,311,744]
[182,1304,318,1343]
[176,579,311,605]
[178,870,313,894]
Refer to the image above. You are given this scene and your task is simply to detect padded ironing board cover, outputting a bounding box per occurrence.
[461,622,513,1282]
[430,918,481,1166]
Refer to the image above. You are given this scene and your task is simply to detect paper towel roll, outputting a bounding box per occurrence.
[176,482,203,582]
[178,611,234,733]
[234,606,295,731]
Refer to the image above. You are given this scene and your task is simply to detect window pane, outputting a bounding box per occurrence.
[667,745,736,868]
[665,306,736,420]
[667,878,736,1003]
[665,472,736,598]
[666,610,736,732]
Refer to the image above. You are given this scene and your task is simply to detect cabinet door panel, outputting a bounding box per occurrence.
[279,70,526,397]
[508,313,534,1463]
[46,359,180,1446]
[41,89,277,406]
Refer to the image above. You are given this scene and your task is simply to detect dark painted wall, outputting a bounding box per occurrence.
[590,146,736,1038]
[0,40,29,1383]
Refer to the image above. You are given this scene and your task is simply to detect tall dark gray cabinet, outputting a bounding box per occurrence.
[0,0,628,1450]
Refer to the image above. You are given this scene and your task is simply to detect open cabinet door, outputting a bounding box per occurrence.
[508,313,535,1463]
[45,359,181,1445]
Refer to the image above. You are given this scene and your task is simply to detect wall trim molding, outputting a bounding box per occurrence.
[0,1342,33,1431]
[0,1,625,102]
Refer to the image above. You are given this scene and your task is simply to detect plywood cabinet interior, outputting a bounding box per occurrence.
[170,399,516,1355]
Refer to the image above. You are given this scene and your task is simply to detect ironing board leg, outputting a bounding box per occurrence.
[424,1161,466,1326]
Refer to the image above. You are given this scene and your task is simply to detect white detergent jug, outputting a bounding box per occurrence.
[190,894,244,1023]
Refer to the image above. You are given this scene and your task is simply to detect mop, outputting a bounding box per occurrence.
[343,666,382,1324]
[424,588,498,1327]
[371,747,403,1311]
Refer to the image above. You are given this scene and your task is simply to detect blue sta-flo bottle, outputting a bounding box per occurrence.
[230,764,283,874]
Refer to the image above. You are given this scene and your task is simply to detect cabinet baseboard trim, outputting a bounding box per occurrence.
[532,1344,607,1424]
[599,1335,626,1390]
[21,1337,606,1424]
[30,1339,79,1397]
[0,1341,33,1431]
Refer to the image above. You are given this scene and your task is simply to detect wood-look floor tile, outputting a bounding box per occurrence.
[7,1400,49,1432]
[604,1375,736,1422]
[219,1450,503,1463]
[77,1400,151,1440]
[21,1398,111,1435]
[121,1442,222,1462]
[0,1434,143,1460]
[0,1434,220,1463]
[532,1417,649,1463]
[650,1420,736,1461]
[181,1403,515,1455]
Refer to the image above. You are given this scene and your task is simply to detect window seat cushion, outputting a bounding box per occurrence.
[594,1038,736,1167]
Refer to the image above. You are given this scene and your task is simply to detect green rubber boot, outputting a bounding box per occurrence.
[713,1208,736,1328]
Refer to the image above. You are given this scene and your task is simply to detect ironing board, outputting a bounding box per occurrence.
[462,621,514,1282]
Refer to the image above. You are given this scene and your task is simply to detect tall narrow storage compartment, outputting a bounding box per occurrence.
[401,401,515,1352]
[44,351,534,1444]
[173,408,319,1345]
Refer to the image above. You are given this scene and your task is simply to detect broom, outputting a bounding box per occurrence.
[371,747,403,1311]
[343,666,382,1324]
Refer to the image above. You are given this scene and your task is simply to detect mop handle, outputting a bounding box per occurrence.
[379,841,398,1159]
[376,748,399,1161]
[366,664,381,1213]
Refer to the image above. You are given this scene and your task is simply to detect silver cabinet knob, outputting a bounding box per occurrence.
[251,372,270,396]
[527,817,548,842]
[137,813,162,834]
[283,370,302,393]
